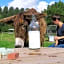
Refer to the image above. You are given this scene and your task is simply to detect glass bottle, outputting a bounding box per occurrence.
[28,14,40,49]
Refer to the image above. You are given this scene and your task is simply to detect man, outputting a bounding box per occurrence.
[49,14,64,48]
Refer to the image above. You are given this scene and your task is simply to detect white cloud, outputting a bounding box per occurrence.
[49,1,55,5]
[8,0,48,12]
[37,1,55,12]
[1,0,55,12]
[37,1,48,12]
[8,0,38,9]
[1,6,5,10]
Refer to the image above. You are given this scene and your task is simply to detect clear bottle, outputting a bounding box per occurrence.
[28,15,40,49]
[29,14,40,31]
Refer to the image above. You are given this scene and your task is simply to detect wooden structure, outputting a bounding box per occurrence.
[0,8,47,47]
[0,48,64,64]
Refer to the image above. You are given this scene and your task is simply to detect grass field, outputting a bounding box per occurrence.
[0,32,53,48]
[0,32,15,48]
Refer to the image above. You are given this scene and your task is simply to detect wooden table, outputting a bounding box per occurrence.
[0,47,64,64]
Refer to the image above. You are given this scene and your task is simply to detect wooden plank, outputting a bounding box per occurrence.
[0,48,64,64]
[0,15,16,22]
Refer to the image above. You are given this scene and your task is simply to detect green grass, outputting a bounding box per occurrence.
[0,32,15,48]
[0,32,53,48]
[44,41,53,47]
[43,36,54,47]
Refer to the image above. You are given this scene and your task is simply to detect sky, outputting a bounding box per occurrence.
[0,0,64,12]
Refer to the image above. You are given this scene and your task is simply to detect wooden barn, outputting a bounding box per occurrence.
[0,8,47,47]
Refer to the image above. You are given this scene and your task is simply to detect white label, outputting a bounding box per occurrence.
[49,35,54,42]
[28,31,40,49]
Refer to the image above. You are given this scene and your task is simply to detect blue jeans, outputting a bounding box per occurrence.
[48,43,64,48]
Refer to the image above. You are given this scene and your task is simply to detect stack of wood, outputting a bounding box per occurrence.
[0,8,47,47]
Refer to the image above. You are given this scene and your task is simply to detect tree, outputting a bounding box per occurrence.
[14,7,20,14]
[0,7,2,13]
[8,7,14,16]
[25,8,29,11]
[2,6,8,18]
[0,7,2,19]
[43,1,64,25]
[20,8,24,13]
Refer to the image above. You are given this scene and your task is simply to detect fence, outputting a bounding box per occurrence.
[47,25,57,35]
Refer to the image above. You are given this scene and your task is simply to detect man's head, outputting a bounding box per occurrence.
[52,14,60,25]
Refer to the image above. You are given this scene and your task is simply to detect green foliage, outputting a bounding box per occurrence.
[2,6,8,18]
[0,7,25,32]
[19,8,24,13]
[44,41,53,47]
[44,1,64,25]
[0,6,25,19]
[0,22,14,32]
[8,7,14,16]
[14,7,20,14]
[0,7,2,13]
[0,33,15,48]
[0,7,3,19]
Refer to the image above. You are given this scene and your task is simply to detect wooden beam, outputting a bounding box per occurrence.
[0,15,16,22]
